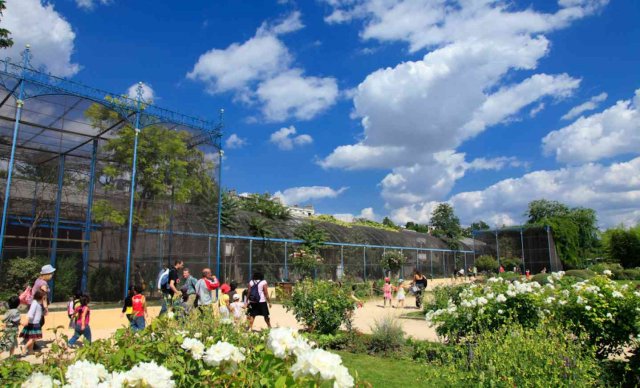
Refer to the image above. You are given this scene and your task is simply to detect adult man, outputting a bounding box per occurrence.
[182,268,198,313]
[160,260,184,316]
[195,268,219,312]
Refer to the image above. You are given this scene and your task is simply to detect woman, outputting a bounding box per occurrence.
[247,272,271,330]
[32,265,55,329]
[412,270,428,309]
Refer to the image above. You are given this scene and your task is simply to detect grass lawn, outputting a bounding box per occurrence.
[336,351,428,385]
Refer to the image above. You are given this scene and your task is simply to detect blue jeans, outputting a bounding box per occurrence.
[68,326,92,346]
[130,316,145,332]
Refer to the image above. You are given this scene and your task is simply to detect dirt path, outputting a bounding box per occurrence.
[3,278,468,362]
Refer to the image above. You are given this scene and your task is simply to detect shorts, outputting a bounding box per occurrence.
[248,302,269,317]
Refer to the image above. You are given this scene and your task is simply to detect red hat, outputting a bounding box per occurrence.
[384,277,390,282]
[220,284,231,293]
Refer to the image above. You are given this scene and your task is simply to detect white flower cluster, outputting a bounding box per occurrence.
[267,327,312,358]
[23,361,174,388]
[603,269,613,276]
[291,348,354,388]
[203,341,246,372]
[181,337,205,360]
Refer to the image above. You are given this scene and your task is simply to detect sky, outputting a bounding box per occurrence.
[2,0,640,229]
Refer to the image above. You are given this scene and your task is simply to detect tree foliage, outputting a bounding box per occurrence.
[294,221,328,253]
[602,226,640,268]
[240,193,291,220]
[430,203,462,249]
[0,0,13,49]
[405,221,431,234]
[463,220,490,237]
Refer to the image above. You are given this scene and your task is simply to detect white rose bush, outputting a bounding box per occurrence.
[12,310,356,387]
[425,271,640,358]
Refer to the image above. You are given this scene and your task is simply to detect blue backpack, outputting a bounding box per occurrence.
[249,280,263,303]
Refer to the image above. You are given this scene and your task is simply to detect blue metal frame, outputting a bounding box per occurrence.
[81,139,98,292]
[123,84,143,299]
[520,227,526,272]
[495,230,500,267]
[48,154,65,299]
[215,148,223,281]
[284,241,288,280]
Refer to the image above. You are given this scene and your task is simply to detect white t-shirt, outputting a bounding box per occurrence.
[230,301,244,318]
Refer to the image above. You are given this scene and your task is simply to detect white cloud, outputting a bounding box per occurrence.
[390,156,640,229]
[273,186,348,205]
[319,0,602,216]
[75,0,111,10]
[126,82,155,103]
[256,70,339,122]
[561,92,608,120]
[270,126,313,150]
[543,89,640,164]
[3,0,80,77]
[188,12,338,122]
[225,134,247,149]
[529,102,546,118]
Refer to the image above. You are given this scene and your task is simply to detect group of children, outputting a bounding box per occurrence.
[382,277,407,308]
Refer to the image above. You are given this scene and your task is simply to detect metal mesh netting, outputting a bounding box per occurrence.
[472,227,562,273]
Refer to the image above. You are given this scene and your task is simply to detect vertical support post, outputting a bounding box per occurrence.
[284,241,288,281]
[472,231,476,262]
[429,250,433,278]
[495,230,500,268]
[248,239,253,279]
[399,248,403,279]
[464,252,467,278]
[383,247,387,278]
[215,147,224,282]
[167,186,175,265]
[340,245,344,279]
[442,253,445,278]
[207,236,212,269]
[0,74,27,261]
[49,154,65,300]
[520,227,526,273]
[81,139,98,293]
[363,246,367,281]
[124,83,143,299]
[31,180,38,218]
[546,225,552,272]
[415,248,419,271]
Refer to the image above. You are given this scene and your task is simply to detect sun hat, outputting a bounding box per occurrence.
[233,294,240,300]
[220,284,231,294]
[40,264,56,275]
[384,277,390,282]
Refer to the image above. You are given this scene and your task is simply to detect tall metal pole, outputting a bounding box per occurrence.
[123,83,143,299]
[495,230,500,268]
[546,225,553,272]
[207,236,212,269]
[284,241,288,281]
[49,154,65,300]
[363,246,367,281]
[340,245,344,279]
[472,231,476,263]
[167,186,175,265]
[0,47,30,262]
[429,250,433,278]
[248,239,253,279]
[520,227,526,273]
[81,139,98,293]
[215,145,224,283]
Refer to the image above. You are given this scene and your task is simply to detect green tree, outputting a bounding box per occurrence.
[382,217,397,229]
[463,220,490,237]
[603,226,640,268]
[430,203,462,249]
[241,193,291,220]
[0,1,13,49]
[294,221,328,253]
[405,221,430,234]
[526,199,570,224]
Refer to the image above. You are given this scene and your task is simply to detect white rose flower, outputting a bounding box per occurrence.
[603,269,612,276]
[204,341,246,371]
[577,296,585,304]
[181,337,206,360]
[496,294,507,303]
[290,348,353,387]
[194,333,202,338]
[585,305,592,311]
[21,373,60,388]
[612,291,623,299]
[606,313,613,320]
[96,372,127,388]
[498,309,504,314]
[124,361,175,388]
[545,297,555,305]
[65,360,108,387]
[268,327,312,359]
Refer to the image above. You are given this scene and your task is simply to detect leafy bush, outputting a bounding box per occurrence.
[496,272,520,282]
[283,279,355,334]
[289,249,323,278]
[51,256,80,302]
[379,251,406,275]
[499,257,522,271]
[474,255,498,273]
[408,338,462,365]
[2,256,46,294]
[564,269,596,279]
[425,272,640,358]
[531,273,550,284]
[464,325,601,387]
[615,268,640,281]
[89,266,125,301]
[368,316,405,355]
[604,226,640,268]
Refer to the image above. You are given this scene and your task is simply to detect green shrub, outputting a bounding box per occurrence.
[614,268,640,281]
[408,338,462,365]
[564,269,596,279]
[496,272,520,282]
[499,257,522,271]
[531,273,550,284]
[465,324,601,387]
[368,316,405,355]
[2,256,47,294]
[379,251,406,275]
[589,263,623,274]
[88,266,124,301]
[283,279,355,334]
[475,255,498,273]
[51,256,80,302]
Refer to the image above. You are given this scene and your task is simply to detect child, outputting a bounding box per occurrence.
[130,286,147,332]
[383,277,393,308]
[395,279,406,309]
[67,291,81,329]
[218,284,231,320]
[1,296,21,357]
[19,290,45,354]
[229,294,245,323]
[120,287,134,323]
[68,295,91,347]
[350,285,363,309]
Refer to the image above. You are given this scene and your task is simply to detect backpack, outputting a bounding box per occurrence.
[157,269,170,290]
[249,280,263,303]
[19,286,33,305]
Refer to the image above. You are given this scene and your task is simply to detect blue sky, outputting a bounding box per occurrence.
[3,0,640,228]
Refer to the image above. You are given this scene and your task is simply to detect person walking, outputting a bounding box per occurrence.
[159,260,183,316]
[382,277,393,308]
[218,284,231,320]
[121,287,134,323]
[130,286,147,332]
[68,295,91,347]
[412,270,428,309]
[19,290,45,354]
[181,268,198,314]
[395,279,406,309]
[31,265,55,333]
[195,268,219,313]
[247,272,271,330]
[230,294,245,324]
